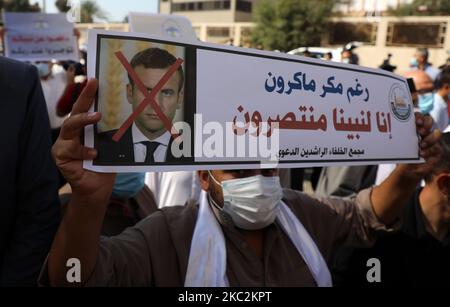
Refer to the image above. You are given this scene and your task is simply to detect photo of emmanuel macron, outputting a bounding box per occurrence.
[95,47,186,165]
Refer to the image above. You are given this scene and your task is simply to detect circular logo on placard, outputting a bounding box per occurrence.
[162,19,182,38]
[389,83,411,121]
[34,16,49,30]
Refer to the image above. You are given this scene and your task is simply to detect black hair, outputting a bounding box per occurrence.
[435,66,450,90]
[127,47,184,92]
[425,132,450,183]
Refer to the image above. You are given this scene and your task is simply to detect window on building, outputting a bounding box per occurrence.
[207,27,230,37]
[203,1,214,10]
[386,22,446,48]
[329,22,377,45]
[236,0,252,13]
[172,1,231,12]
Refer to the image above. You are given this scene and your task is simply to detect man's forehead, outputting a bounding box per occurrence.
[134,65,169,76]
[133,65,180,84]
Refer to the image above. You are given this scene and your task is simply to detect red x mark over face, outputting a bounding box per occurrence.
[111,51,184,142]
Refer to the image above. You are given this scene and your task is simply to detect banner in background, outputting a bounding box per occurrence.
[3,13,78,62]
[128,12,197,42]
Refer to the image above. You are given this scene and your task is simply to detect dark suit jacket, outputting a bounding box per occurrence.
[0,57,60,286]
[95,127,191,165]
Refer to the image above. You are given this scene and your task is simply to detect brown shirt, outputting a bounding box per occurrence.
[39,188,393,287]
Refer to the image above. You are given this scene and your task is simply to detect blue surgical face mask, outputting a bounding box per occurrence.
[410,58,418,68]
[418,92,434,114]
[34,62,50,78]
[111,173,145,199]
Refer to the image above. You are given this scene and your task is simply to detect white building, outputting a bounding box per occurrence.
[157,0,450,71]
[334,0,414,16]
[159,0,258,22]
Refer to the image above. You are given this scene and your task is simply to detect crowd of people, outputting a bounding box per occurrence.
[0,37,449,287]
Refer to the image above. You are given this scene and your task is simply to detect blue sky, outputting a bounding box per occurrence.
[33,0,158,22]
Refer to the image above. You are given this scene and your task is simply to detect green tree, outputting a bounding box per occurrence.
[80,0,107,23]
[251,0,335,52]
[0,0,40,12]
[55,0,70,12]
[389,0,450,16]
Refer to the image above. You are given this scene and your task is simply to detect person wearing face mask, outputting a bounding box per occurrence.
[334,132,450,287]
[35,60,68,144]
[56,50,88,117]
[407,70,437,120]
[59,173,158,237]
[341,49,358,65]
[430,67,450,132]
[35,60,70,188]
[409,48,440,82]
[376,70,437,186]
[38,79,442,287]
[103,173,159,236]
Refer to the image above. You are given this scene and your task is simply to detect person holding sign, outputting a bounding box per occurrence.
[333,132,450,287]
[40,78,442,287]
[95,47,185,165]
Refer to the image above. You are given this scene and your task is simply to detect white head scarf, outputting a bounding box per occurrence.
[184,191,332,287]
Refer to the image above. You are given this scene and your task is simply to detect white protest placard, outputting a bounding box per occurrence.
[3,12,79,62]
[128,12,198,42]
[85,30,420,173]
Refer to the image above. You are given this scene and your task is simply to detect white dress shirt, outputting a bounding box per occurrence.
[132,123,170,163]
[40,69,67,129]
